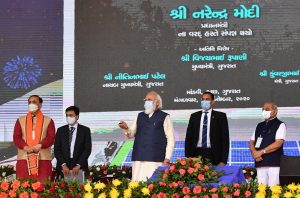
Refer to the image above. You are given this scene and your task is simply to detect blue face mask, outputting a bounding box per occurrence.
[144,101,154,114]
[201,100,211,110]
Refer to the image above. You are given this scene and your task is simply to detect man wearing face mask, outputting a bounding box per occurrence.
[54,106,92,179]
[185,91,229,165]
[119,91,175,181]
[249,102,286,186]
[13,95,56,180]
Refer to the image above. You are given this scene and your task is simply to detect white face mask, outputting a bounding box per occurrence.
[144,101,155,114]
[66,116,77,125]
[28,103,38,112]
[262,110,272,120]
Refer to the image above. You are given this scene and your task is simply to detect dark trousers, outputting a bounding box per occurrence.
[195,148,216,165]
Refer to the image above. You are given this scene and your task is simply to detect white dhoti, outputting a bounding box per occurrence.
[132,161,163,181]
[257,167,280,186]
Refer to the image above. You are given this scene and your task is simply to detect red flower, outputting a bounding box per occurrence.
[49,187,56,193]
[180,160,187,166]
[233,183,240,188]
[66,193,72,198]
[194,163,201,169]
[171,193,180,198]
[225,195,232,198]
[31,182,41,191]
[193,186,202,194]
[116,167,121,171]
[233,190,240,197]
[148,183,155,191]
[164,168,169,173]
[177,181,185,186]
[9,190,17,198]
[101,165,107,170]
[245,174,251,179]
[222,187,229,193]
[182,187,191,195]
[183,196,191,198]
[0,192,8,198]
[51,182,56,188]
[171,182,178,188]
[210,187,218,193]
[75,194,81,198]
[0,182,9,191]
[212,194,219,198]
[204,165,209,171]
[170,165,176,172]
[30,192,40,198]
[245,191,251,197]
[210,172,217,177]
[80,185,84,191]
[159,181,166,187]
[37,183,45,192]
[163,173,168,179]
[158,192,167,198]
[69,186,75,191]
[187,168,195,174]
[11,180,20,190]
[203,195,209,198]
[60,181,66,189]
[202,187,207,192]
[198,173,205,181]
[179,169,186,176]
[19,192,29,198]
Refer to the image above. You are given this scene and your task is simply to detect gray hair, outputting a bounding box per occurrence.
[148,91,163,109]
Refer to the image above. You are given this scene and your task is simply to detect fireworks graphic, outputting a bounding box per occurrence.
[3,56,42,89]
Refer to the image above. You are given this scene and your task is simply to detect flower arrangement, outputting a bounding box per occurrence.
[87,165,132,182]
[0,165,15,181]
[155,157,224,185]
[242,166,257,180]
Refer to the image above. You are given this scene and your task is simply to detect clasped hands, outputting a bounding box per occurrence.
[23,144,42,153]
[62,164,81,177]
[251,150,264,162]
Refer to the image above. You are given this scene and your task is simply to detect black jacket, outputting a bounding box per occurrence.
[54,124,92,170]
[185,110,229,164]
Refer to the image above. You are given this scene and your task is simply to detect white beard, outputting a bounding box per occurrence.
[144,108,154,115]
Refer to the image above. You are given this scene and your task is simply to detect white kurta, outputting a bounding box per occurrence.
[250,121,287,186]
[126,112,175,181]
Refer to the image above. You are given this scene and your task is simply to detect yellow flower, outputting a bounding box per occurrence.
[110,188,119,198]
[124,188,132,198]
[94,182,106,190]
[141,187,150,196]
[271,194,280,198]
[258,184,267,193]
[295,194,300,198]
[284,192,293,198]
[287,183,298,192]
[128,181,139,189]
[255,191,266,198]
[270,185,282,194]
[112,179,122,187]
[84,183,93,192]
[84,192,94,198]
[98,193,106,198]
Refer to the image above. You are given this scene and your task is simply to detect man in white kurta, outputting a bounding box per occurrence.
[249,102,286,186]
[119,91,175,181]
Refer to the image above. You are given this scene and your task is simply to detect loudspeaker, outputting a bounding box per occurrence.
[280,155,300,185]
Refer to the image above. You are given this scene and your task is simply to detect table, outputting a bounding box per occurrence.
[149,166,246,187]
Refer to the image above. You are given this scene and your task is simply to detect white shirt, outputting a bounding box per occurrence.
[250,122,287,141]
[127,112,175,160]
[69,123,78,158]
[197,109,212,148]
